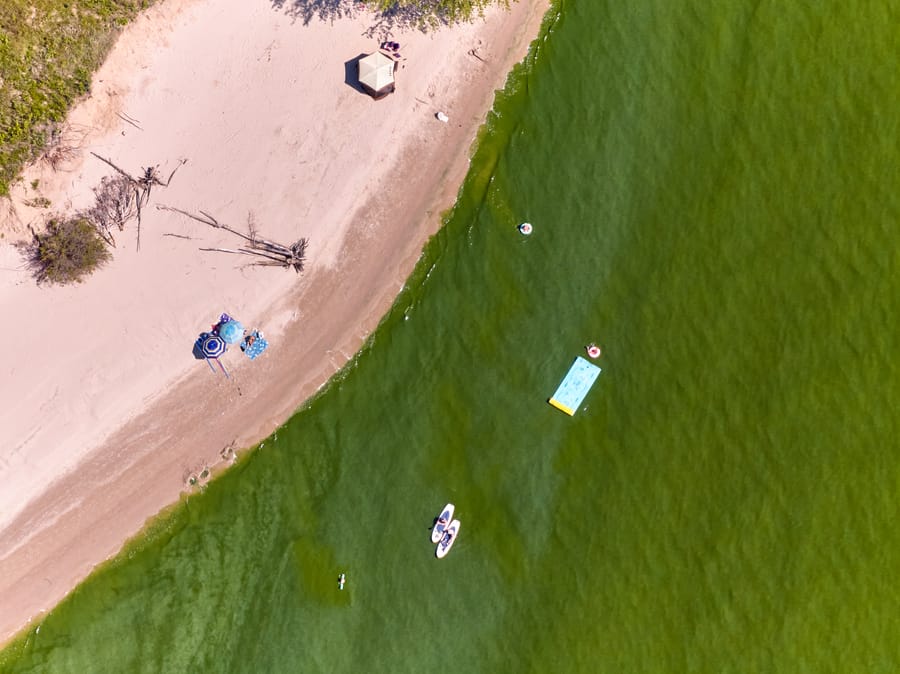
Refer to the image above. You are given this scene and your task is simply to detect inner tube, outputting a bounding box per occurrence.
[518,222,533,235]
[587,344,601,359]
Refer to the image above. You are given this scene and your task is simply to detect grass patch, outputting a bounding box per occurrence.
[0,0,155,196]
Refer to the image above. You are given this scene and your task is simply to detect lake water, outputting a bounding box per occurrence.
[4,1,900,671]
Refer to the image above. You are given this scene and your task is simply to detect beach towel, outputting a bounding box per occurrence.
[242,331,269,360]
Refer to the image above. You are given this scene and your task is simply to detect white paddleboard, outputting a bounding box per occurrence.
[431,503,455,544]
[436,519,460,559]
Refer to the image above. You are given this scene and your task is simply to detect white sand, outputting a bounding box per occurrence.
[0,0,549,646]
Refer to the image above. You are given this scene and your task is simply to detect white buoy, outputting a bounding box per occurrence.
[436,111,449,123]
[587,343,601,359]
[518,222,533,235]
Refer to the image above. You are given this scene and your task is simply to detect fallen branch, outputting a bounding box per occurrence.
[116,112,142,130]
[86,175,137,247]
[199,209,257,243]
[41,123,90,171]
[160,205,308,273]
[91,152,135,183]
[88,156,186,251]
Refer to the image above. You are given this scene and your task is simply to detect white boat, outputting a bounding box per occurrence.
[435,519,461,559]
[431,503,455,544]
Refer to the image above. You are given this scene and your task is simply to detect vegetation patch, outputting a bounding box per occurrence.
[22,196,51,208]
[0,0,155,196]
[22,215,112,284]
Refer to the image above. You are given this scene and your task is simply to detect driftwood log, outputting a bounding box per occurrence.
[157,205,308,273]
[88,175,136,247]
[89,154,186,250]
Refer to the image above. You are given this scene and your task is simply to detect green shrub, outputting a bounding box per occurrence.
[28,216,111,285]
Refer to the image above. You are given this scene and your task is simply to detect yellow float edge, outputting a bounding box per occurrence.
[548,398,575,416]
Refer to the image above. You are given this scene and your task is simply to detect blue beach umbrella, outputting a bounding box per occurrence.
[201,333,227,358]
[218,320,244,345]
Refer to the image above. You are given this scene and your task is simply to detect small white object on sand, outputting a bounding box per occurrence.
[436,111,449,123]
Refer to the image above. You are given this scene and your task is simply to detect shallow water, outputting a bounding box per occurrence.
[4,1,900,671]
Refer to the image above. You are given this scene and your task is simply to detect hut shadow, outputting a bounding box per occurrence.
[344,54,368,95]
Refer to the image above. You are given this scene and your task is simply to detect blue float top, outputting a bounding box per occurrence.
[549,356,601,416]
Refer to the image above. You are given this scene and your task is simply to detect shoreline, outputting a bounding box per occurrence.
[0,0,550,648]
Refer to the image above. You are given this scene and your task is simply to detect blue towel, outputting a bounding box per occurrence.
[242,332,269,360]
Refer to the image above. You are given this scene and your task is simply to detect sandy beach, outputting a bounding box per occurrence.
[0,0,549,646]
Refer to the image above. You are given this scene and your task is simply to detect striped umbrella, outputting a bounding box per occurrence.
[201,333,227,358]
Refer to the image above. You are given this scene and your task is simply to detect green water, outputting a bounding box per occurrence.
[4,1,900,671]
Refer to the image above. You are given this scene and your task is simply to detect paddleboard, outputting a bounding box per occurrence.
[431,503,455,544]
[436,519,461,559]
